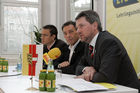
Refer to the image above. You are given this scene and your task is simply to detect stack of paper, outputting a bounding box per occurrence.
[57,78,109,92]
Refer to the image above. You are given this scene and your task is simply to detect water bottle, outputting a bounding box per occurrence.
[17,53,22,72]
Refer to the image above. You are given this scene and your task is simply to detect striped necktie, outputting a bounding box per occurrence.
[89,45,94,58]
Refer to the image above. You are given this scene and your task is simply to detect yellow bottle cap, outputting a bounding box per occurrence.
[40,69,47,72]
[48,70,54,72]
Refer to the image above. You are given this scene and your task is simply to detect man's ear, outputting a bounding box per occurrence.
[52,34,56,40]
[92,21,98,30]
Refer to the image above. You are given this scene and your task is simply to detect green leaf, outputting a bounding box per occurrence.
[33,25,41,44]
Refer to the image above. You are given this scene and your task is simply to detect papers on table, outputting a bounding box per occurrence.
[57,78,109,92]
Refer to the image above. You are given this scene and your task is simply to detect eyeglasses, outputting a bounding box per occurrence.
[41,34,49,37]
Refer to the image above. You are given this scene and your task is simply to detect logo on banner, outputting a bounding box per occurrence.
[27,53,32,64]
[113,0,139,8]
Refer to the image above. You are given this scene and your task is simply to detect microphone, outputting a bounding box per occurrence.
[43,48,61,65]
[48,48,61,60]
[43,53,50,65]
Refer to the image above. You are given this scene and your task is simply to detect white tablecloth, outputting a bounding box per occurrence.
[0,66,138,93]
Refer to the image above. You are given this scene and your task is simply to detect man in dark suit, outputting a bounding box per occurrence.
[75,10,140,92]
[41,24,69,69]
[58,21,86,75]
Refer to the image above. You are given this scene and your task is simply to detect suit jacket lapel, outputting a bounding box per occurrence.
[92,32,104,70]
[70,41,81,64]
[89,32,102,68]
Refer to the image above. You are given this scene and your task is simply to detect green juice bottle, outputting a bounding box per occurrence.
[39,69,47,91]
[0,58,3,72]
[0,58,5,72]
[3,60,8,72]
[46,59,56,92]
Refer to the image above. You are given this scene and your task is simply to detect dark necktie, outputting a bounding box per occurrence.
[89,45,94,58]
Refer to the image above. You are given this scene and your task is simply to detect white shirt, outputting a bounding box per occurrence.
[89,32,99,48]
[68,39,80,63]
[82,33,99,72]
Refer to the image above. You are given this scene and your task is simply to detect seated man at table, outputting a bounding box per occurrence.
[58,21,87,75]
[75,10,140,92]
[41,24,69,69]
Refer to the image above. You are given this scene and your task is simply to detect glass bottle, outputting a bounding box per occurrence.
[3,60,8,72]
[46,59,56,92]
[0,58,5,72]
[0,58,3,72]
[17,53,22,72]
[39,69,47,91]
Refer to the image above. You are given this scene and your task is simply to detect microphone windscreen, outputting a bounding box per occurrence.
[43,53,50,65]
[48,48,61,60]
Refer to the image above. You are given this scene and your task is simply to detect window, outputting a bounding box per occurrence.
[0,0,40,54]
[70,0,93,20]
[17,0,38,2]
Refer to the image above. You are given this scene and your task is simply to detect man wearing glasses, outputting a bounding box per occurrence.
[41,24,69,69]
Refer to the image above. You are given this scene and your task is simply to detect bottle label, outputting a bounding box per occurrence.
[3,66,6,71]
[46,80,51,88]
[53,80,55,88]
[39,80,44,88]
[45,80,47,88]
[0,66,2,70]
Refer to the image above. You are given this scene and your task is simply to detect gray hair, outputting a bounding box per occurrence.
[75,10,102,31]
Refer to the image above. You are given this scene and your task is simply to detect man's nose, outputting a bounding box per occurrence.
[77,28,81,33]
[66,34,70,38]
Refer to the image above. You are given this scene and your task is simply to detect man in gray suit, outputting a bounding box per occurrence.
[75,10,140,92]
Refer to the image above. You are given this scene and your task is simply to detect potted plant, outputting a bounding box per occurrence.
[33,25,41,44]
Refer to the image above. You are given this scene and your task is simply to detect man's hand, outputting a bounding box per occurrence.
[76,74,85,79]
[83,67,96,80]
[76,73,91,81]
[76,67,96,81]
[58,61,70,68]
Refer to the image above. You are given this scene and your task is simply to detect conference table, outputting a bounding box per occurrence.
[0,66,138,93]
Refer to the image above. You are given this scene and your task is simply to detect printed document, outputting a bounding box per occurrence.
[57,78,108,92]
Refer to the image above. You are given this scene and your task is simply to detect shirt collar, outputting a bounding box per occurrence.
[89,32,99,47]
[69,39,80,51]
[47,40,56,50]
